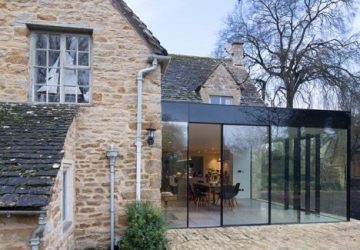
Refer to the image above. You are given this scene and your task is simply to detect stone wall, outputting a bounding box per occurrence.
[42,119,77,250]
[0,1,163,249]
[0,215,38,250]
[200,64,241,105]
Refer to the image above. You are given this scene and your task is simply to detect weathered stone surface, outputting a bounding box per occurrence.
[0,1,164,250]
[167,220,360,250]
[0,215,38,250]
[200,63,241,105]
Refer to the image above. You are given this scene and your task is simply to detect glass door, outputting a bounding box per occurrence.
[222,125,269,225]
[188,123,221,227]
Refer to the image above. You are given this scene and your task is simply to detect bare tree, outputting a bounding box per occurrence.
[215,0,360,108]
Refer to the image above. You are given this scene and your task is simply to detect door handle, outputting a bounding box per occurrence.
[237,170,243,173]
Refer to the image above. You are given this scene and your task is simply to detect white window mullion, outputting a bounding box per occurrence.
[59,35,65,103]
[30,33,35,102]
[45,34,49,103]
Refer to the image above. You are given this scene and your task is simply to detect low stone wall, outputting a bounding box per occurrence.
[0,215,38,250]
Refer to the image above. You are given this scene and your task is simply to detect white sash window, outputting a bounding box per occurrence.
[209,95,233,105]
[31,32,91,104]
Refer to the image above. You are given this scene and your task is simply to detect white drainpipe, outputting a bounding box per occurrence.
[136,55,170,204]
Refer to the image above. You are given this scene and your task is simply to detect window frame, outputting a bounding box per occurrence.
[61,159,75,233]
[209,95,234,105]
[30,31,92,104]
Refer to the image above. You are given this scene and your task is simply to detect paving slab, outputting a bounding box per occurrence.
[167,220,360,250]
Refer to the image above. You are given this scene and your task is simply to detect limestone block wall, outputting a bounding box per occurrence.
[200,64,241,105]
[0,215,38,250]
[42,119,77,250]
[0,1,163,249]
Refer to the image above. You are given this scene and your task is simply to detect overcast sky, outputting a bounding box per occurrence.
[126,0,360,57]
[126,0,236,57]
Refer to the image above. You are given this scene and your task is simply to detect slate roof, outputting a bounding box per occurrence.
[162,54,264,105]
[112,0,167,55]
[0,104,77,210]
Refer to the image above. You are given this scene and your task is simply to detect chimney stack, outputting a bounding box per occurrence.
[231,41,244,66]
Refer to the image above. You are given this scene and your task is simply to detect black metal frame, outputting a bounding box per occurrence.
[162,101,351,228]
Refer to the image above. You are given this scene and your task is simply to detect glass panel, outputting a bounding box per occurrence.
[223,126,269,225]
[271,127,299,224]
[353,153,360,177]
[209,96,221,104]
[65,51,77,66]
[48,51,60,67]
[64,69,77,86]
[49,35,60,50]
[65,87,77,103]
[35,34,47,49]
[34,85,46,102]
[301,128,347,222]
[78,70,90,86]
[78,87,90,103]
[271,127,347,224]
[66,36,78,50]
[78,52,89,66]
[35,50,47,66]
[47,68,60,86]
[188,124,221,227]
[78,37,89,51]
[223,97,233,105]
[34,68,46,84]
[48,86,60,103]
[161,122,188,228]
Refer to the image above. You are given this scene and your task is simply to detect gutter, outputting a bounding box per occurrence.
[0,210,46,250]
[135,54,171,204]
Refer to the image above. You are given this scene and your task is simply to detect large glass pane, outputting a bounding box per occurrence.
[188,124,221,227]
[271,127,348,224]
[223,126,269,225]
[271,127,299,224]
[161,122,188,228]
[301,127,347,222]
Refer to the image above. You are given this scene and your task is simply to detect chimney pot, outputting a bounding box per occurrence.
[231,41,244,66]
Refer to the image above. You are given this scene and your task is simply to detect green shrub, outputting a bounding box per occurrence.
[119,201,167,250]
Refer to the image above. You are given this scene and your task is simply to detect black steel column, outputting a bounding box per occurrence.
[293,128,301,223]
[268,126,272,225]
[305,136,311,214]
[284,139,290,209]
[220,124,224,226]
[315,135,321,214]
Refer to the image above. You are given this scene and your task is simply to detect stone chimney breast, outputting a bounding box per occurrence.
[231,41,244,66]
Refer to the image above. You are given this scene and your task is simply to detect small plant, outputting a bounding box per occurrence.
[119,201,167,250]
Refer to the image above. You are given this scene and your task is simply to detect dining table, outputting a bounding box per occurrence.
[194,182,221,205]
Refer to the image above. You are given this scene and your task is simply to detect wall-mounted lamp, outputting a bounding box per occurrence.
[146,124,156,146]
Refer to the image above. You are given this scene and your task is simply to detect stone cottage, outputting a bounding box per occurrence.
[0,0,168,249]
[0,0,351,250]
[0,0,263,249]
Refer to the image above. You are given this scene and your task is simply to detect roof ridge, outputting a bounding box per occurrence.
[169,54,225,61]
[112,0,167,55]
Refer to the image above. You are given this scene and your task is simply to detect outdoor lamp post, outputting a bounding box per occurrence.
[146,124,156,145]
[106,144,119,250]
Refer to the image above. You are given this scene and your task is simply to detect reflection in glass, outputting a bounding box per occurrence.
[49,35,60,50]
[188,124,221,227]
[271,127,347,224]
[66,36,78,50]
[223,126,269,225]
[36,34,47,49]
[161,122,188,228]
[36,51,47,66]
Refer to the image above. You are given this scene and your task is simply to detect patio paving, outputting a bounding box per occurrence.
[166,220,360,250]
